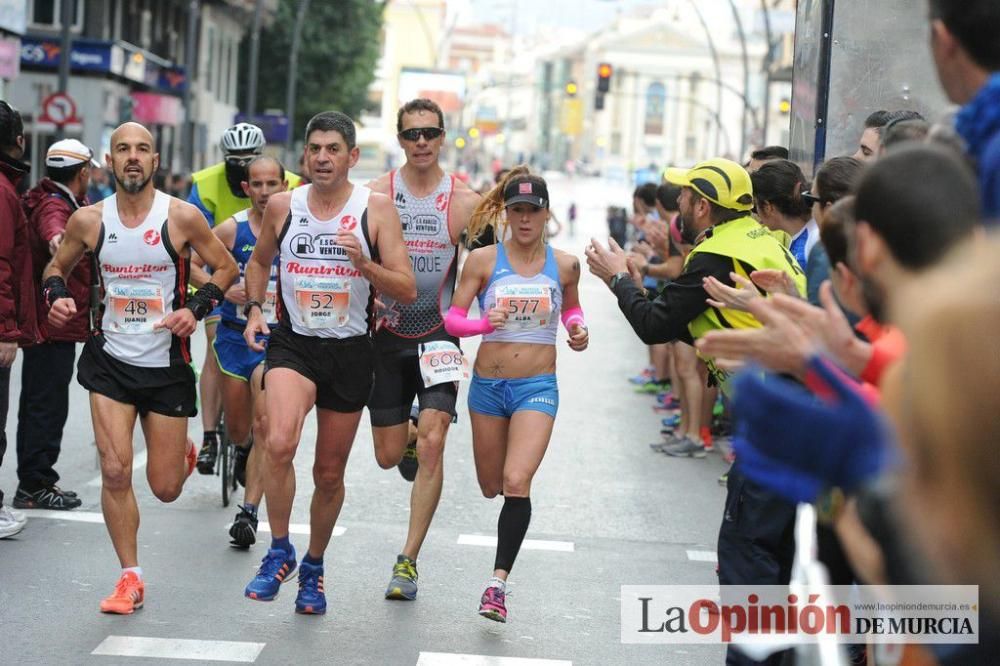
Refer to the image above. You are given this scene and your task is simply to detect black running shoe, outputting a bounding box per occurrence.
[13,484,82,510]
[196,436,218,475]
[229,505,258,548]
[397,438,418,482]
[234,441,252,488]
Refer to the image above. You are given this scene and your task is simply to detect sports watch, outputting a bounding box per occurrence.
[609,271,632,290]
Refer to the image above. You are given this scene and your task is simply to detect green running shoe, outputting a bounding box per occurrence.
[385,554,418,600]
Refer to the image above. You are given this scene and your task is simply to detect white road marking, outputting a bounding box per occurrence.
[87,449,148,487]
[28,509,105,524]
[416,653,571,666]
[457,534,574,552]
[257,522,345,537]
[686,549,718,563]
[28,512,344,540]
[92,636,265,662]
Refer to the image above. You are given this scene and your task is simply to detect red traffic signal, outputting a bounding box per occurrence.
[597,63,612,93]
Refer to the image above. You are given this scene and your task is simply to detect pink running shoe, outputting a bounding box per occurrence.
[478,584,507,623]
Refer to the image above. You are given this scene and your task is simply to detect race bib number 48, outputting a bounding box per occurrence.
[107,283,165,334]
[419,341,470,387]
[294,276,351,329]
[495,284,552,329]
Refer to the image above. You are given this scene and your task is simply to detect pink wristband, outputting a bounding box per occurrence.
[561,305,586,330]
[444,305,496,338]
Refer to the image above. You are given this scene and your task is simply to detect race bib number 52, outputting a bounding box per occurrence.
[107,283,165,334]
[495,284,552,329]
[294,276,351,329]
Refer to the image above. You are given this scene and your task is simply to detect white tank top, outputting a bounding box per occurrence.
[277,184,375,339]
[97,190,188,368]
[375,169,458,349]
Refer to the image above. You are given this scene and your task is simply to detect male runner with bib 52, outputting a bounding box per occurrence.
[366,98,481,600]
[44,122,239,614]
[241,112,415,615]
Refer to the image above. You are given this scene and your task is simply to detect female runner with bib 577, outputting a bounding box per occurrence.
[445,167,589,623]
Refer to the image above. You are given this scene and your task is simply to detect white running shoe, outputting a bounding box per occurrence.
[0,504,27,539]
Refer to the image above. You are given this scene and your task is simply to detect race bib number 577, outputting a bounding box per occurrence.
[495,284,552,329]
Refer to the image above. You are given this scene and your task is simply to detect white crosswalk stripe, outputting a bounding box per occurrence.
[456,534,575,552]
[92,636,265,662]
[416,653,572,666]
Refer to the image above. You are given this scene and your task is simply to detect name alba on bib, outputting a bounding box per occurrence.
[495,284,553,329]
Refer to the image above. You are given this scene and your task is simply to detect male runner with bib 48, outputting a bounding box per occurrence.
[240,112,415,615]
[44,122,238,614]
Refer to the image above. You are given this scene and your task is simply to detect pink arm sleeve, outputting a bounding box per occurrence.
[561,305,586,330]
[444,306,495,338]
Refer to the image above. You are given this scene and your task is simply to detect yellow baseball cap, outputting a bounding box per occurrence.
[664,158,754,212]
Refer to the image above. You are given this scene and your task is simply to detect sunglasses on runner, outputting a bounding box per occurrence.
[398,127,444,142]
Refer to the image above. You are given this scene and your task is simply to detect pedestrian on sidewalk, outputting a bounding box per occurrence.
[0,101,39,538]
[15,139,100,510]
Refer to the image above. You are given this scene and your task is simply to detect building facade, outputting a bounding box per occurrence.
[5,0,273,181]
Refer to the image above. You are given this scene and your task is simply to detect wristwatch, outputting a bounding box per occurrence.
[609,271,631,290]
[243,300,263,318]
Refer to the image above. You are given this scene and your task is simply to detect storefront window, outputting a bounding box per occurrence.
[30,0,83,30]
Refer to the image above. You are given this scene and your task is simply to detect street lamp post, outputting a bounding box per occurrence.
[725,0,751,158]
[684,0,723,156]
[245,0,265,118]
[284,0,310,165]
[182,0,199,173]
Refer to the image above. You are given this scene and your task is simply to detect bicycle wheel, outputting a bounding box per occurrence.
[220,421,232,507]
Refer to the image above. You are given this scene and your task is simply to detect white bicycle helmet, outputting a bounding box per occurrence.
[220,122,265,154]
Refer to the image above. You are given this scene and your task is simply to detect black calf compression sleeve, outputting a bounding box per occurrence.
[494,496,532,573]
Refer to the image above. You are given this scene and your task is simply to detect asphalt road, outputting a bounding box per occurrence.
[0,175,730,665]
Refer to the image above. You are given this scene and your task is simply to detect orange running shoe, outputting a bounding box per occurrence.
[185,438,197,478]
[100,571,144,614]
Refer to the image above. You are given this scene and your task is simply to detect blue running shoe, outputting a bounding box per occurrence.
[295,561,326,614]
[661,415,681,428]
[245,546,297,601]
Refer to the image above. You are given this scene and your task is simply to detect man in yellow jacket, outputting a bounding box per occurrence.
[586,158,806,666]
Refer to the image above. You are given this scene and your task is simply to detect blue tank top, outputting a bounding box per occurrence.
[221,210,280,326]
[478,243,562,346]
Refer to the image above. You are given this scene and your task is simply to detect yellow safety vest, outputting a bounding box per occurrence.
[191,162,302,226]
[684,214,806,392]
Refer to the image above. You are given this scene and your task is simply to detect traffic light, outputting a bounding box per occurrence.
[778,98,791,114]
[594,92,606,111]
[565,81,578,96]
[597,63,612,94]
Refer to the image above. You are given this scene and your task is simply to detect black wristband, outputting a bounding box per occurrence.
[243,300,262,318]
[42,276,71,309]
[185,282,225,321]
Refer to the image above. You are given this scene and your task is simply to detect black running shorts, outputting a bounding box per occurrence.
[368,346,458,427]
[264,325,374,413]
[77,337,198,418]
